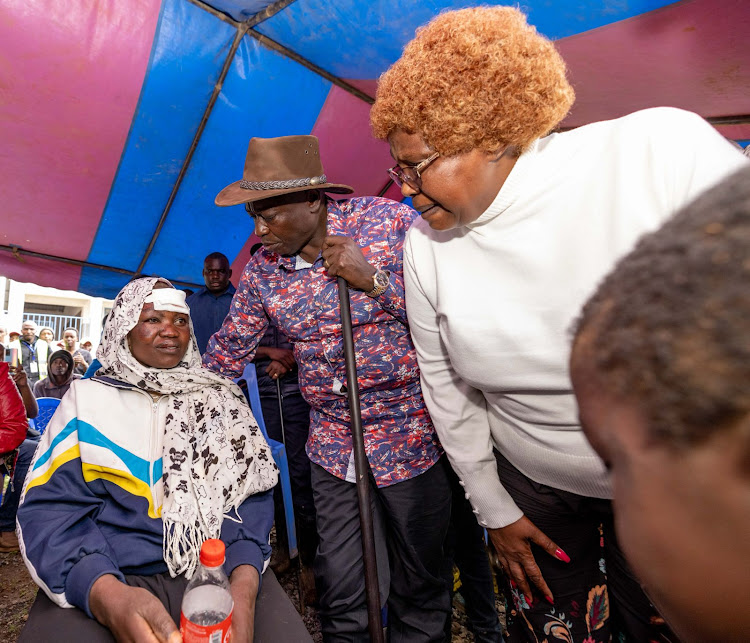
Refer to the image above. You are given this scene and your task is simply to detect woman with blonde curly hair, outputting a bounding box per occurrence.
[371,6,748,642]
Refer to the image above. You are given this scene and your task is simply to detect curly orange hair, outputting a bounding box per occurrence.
[370,7,575,155]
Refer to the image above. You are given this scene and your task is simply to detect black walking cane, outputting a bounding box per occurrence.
[337,277,385,643]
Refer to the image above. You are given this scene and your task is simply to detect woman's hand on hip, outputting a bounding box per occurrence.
[488,515,570,604]
[89,574,181,643]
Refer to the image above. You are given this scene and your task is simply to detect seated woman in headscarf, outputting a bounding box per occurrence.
[16,277,310,642]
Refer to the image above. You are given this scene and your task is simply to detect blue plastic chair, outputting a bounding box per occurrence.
[235,364,298,559]
[34,397,61,435]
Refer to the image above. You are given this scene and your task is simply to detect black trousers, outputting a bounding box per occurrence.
[445,467,504,643]
[312,458,452,643]
[18,569,311,642]
[260,392,314,523]
[494,451,676,643]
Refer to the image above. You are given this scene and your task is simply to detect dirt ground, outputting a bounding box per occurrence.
[1,548,505,642]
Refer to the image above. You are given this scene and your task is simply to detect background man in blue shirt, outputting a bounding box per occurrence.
[186,252,236,353]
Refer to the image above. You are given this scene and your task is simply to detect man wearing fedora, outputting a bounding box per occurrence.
[203,135,452,642]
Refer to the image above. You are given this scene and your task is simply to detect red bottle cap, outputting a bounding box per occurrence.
[199,539,226,567]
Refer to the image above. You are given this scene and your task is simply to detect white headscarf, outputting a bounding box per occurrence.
[97,277,278,577]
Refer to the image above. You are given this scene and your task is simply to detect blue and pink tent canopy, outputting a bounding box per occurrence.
[2,0,748,298]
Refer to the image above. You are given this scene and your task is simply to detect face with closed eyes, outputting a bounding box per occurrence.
[387,130,517,231]
[127,301,191,369]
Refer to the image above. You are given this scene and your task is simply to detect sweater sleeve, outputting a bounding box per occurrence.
[404,231,523,529]
[0,363,27,455]
[221,489,274,586]
[17,382,125,617]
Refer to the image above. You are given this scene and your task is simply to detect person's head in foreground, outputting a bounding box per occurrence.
[570,166,750,643]
[17,277,278,642]
[370,6,573,231]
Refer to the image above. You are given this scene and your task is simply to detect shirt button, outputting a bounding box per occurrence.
[464,492,471,500]
[479,520,488,527]
[472,508,480,515]
[458,480,465,487]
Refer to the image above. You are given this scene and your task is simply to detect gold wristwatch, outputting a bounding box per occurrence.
[366,269,390,297]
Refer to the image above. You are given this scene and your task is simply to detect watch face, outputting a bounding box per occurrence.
[374,270,389,288]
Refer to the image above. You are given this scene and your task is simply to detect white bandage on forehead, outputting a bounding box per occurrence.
[144,288,190,314]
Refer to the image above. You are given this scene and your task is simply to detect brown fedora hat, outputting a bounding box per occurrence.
[215,135,354,207]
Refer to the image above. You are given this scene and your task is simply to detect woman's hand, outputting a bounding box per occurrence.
[89,574,181,643]
[229,565,260,643]
[322,236,376,291]
[488,516,570,604]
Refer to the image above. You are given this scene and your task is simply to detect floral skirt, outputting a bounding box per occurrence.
[494,451,677,643]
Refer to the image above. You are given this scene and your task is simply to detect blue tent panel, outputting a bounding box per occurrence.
[141,36,332,283]
[255,0,681,80]
[80,0,236,294]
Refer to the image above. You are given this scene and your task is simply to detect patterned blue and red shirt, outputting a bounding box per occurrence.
[203,196,442,487]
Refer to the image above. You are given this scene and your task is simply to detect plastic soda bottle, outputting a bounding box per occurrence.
[180,539,234,643]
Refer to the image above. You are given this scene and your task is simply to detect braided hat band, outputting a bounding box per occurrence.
[239,174,327,190]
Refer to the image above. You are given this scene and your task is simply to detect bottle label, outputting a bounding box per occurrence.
[180,609,232,643]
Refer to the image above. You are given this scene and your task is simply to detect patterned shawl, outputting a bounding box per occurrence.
[97,277,278,577]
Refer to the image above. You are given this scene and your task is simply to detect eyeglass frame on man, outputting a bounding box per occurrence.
[387,151,440,191]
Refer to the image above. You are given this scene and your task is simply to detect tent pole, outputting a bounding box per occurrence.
[337,277,385,643]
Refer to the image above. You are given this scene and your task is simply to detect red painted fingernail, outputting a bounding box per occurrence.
[545,595,554,604]
[555,548,571,563]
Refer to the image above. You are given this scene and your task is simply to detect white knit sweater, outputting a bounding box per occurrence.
[404,107,748,529]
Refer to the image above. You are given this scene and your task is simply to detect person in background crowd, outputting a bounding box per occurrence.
[16,277,309,642]
[8,331,20,343]
[33,350,80,399]
[62,327,92,376]
[0,326,9,347]
[185,252,236,354]
[205,135,452,642]
[0,364,38,553]
[80,338,94,353]
[370,6,748,642]
[9,320,50,386]
[249,243,317,603]
[571,166,750,643]
[38,326,55,346]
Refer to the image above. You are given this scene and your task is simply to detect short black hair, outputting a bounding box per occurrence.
[204,252,229,264]
[250,243,263,256]
[573,166,750,446]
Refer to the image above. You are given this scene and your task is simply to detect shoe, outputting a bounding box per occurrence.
[298,560,318,609]
[0,531,19,553]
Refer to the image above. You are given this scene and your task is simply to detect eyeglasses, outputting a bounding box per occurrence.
[387,152,440,191]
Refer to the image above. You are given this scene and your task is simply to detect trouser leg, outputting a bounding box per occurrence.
[0,437,40,532]
[21,569,308,642]
[446,465,504,643]
[19,590,116,643]
[494,451,608,643]
[378,458,453,643]
[312,463,389,642]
